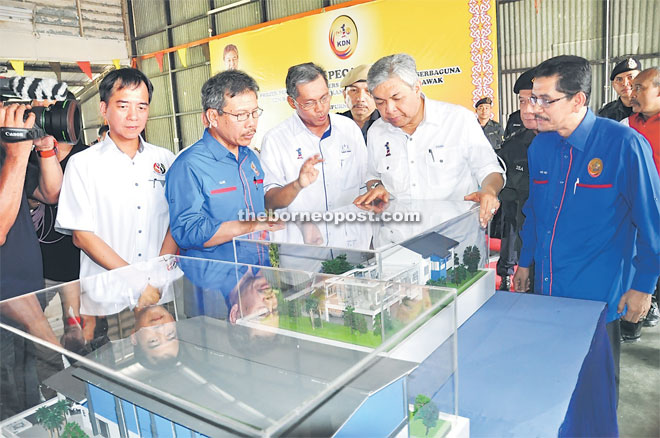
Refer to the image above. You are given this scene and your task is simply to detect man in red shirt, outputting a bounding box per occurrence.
[622,66,660,341]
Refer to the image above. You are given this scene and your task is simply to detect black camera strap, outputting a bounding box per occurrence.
[0,126,48,143]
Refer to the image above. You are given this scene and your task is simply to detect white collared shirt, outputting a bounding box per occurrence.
[56,135,175,278]
[366,97,505,200]
[260,112,367,212]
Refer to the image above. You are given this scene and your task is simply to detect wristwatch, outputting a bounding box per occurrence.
[369,181,381,190]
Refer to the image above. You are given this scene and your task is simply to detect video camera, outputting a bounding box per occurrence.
[0,76,82,144]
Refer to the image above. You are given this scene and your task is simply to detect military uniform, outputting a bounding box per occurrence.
[481,119,504,150]
[504,110,523,140]
[598,98,634,122]
[496,128,536,279]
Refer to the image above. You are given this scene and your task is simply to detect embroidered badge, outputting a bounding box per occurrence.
[153,162,166,174]
[341,144,351,153]
[588,158,603,178]
[250,161,260,176]
[384,142,391,157]
[296,147,303,159]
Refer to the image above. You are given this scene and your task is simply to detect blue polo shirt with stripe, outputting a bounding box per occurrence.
[166,130,269,264]
[519,109,660,322]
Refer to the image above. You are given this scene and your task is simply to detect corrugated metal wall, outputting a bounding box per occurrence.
[127,0,659,152]
[498,0,660,123]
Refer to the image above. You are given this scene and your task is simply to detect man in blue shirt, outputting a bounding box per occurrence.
[513,56,660,398]
[166,71,279,263]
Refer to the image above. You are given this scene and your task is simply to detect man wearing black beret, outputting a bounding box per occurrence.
[598,56,642,121]
[475,96,504,150]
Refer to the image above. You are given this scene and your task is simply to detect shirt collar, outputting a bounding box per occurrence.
[101,134,145,155]
[632,111,660,124]
[566,108,595,152]
[292,112,333,139]
[202,129,244,162]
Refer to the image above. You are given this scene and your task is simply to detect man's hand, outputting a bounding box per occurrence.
[300,222,323,245]
[464,188,501,228]
[617,289,652,323]
[0,104,35,156]
[353,183,390,208]
[297,155,323,189]
[513,267,531,292]
[253,217,285,233]
[137,284,161,309]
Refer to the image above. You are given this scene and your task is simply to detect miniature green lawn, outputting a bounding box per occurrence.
[276,270,487,348]
[409,413,452,437]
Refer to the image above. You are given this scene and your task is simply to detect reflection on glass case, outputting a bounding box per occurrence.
[234,200,488,291]
[0,256,459,438]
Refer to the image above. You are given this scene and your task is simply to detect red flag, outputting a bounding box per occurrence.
[77,61,92,79]
[155,52,164,72]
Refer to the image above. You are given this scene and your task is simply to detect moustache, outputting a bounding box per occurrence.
[630,99,639,106]
[534,115,550,121]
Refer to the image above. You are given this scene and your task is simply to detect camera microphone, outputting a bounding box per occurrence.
[0,76,68,101]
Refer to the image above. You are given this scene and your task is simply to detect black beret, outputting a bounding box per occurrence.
[610,57,642,81]
[475,97,492,108]
[513,68,536,94]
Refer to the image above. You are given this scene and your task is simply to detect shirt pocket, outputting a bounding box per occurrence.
[424,145,457,187]
[571,180,616,214]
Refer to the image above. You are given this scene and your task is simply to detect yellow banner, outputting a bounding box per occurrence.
[210,0,499,148]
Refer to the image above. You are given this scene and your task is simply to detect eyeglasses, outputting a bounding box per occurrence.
[294,94,331,111]
[529,94,573,108]
[220,108,263,122]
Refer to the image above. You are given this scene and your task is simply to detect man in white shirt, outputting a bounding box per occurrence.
[260,62,367,214]
[354,54,505,227]
[56,68,177,281]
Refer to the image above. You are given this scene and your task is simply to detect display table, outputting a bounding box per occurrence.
[454,291,618,437]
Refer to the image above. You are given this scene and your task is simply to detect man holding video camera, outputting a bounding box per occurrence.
[0,102,64,418]
[0,102,62,299]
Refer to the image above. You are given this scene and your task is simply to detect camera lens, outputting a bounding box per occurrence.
[29,99,82,143]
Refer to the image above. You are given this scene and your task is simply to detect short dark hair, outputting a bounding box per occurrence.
[285,63,328,99]
[535,55,592,105]
[99,68,154,104]
[201,70,259,113]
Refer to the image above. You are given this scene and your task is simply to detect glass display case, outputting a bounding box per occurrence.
[233,200,488,289]
[0,256,459,438]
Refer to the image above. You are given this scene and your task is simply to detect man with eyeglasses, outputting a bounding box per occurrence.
[513,56,660,402]
[338,64,380,142]
[166,71,279,263]
[598,56,642,121]
[260,62,367,215]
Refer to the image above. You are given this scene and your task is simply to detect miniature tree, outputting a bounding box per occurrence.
[417,399,439,436]
[35,399,71,438]
[305,296,320,329]
[453,253,460,284]
[321,254,354,274]
[61,422,89,438]
[413,394,431,416]
[463,245,481,273]
[343,305,356,333]
[355,313,368,334]
[269,243,280,268]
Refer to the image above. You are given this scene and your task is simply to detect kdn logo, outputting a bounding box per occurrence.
[329,15,358,59]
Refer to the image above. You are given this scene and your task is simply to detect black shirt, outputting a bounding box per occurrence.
[0,149,44,299]
[497,128,537,230]
[504,110,523,140]
[598,98,633,122]
[481,119,504,150]
[31,142,87,282]
[338,109,380,143]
